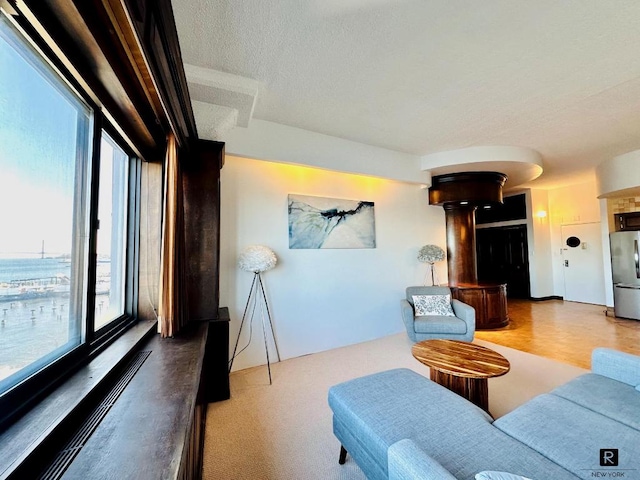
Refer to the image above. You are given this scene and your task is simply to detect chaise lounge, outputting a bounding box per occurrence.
[328,348,640,479]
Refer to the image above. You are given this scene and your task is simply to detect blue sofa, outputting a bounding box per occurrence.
[328,348,640,480]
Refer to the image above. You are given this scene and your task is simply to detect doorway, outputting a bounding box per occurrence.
[560,223,606,305]
[476,225,531,298]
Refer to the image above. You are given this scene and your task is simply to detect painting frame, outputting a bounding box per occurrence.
[287,194,376,249]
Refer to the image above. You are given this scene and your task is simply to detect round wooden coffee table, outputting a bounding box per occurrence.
[411,339,510,414]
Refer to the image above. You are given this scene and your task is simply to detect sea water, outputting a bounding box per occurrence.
[0,257,71,284]
[0,257,73,384]
[0,257,109,385]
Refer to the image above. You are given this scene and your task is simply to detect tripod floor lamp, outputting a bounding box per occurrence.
[228,245,281,384]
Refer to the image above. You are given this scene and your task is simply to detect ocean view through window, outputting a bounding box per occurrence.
[0,15,91,394]
[0,3,143,431]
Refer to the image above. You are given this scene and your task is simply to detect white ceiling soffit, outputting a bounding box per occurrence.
[184,63,259,132]
[172,1,640,189]
[421,146,543,191]
[191,100,239,141]
[596,149,640,198]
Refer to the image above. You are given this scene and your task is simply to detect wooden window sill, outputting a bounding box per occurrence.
[0,319,157,479]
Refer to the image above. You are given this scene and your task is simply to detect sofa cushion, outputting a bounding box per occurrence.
[406,286,452,304]
[592,348,640,386]
[550,373,640,432]
[414,315,467,334]
[494,394,640,479]
[329,369,492,479]
[333,417,387,480]
[475,472,532,480]
[388,439,458,480]
[329,369,577,480]
[412,294,455,316]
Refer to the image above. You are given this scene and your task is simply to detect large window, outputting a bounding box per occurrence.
[0,12,137,414]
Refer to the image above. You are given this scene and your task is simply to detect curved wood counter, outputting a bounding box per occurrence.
[449,283,509,329]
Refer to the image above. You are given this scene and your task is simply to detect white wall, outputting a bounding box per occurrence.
[527,189,554,298]
[547,179,611,304]
[599,198,614,307]
[225,119,430,185]
[221,156,446,371]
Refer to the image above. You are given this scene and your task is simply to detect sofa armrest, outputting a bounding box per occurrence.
[592,348,640,386]
[388,439,457,480]
[451,299,475,331]
[400,299,418,342]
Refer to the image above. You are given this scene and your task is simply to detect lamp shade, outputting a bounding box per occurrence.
[238,245,277,273]
[417,244,445,263]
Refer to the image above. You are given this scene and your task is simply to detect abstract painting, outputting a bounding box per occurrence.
[288,194,376,249]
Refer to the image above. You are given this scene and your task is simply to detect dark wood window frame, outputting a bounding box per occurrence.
[0,11,143,429]
[0,1,212,477]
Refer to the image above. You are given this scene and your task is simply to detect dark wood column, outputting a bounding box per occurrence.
[183,140,230,402]
[429,172,507,285]
[444,204,478,286]
[429,172,510,329]
[183,140,225,320]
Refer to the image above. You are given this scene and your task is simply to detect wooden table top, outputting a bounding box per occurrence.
[412,339,510,378]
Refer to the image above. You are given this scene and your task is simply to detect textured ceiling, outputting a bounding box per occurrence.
[172,0,640,189]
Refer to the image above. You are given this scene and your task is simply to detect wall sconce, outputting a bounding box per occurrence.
[536,210,548,223]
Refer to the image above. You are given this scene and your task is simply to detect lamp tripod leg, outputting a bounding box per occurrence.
[230,272,279,384]
[260,302,272,385]
[228,272,259,373]
[258,273,281,362]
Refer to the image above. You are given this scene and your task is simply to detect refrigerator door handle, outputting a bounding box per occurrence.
[636,239,640,279]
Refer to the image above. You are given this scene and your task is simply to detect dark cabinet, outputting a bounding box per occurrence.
[450,284,509,329]
[476,225,530,298]
[204,308,231,402]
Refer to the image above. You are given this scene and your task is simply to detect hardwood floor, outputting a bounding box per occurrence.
[475,298,640,369]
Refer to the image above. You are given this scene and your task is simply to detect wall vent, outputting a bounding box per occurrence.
[39,350,152,480]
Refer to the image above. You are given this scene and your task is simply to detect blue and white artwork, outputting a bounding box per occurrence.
[288,194,376,249]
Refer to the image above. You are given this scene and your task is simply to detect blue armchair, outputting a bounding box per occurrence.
[400,286,475,342]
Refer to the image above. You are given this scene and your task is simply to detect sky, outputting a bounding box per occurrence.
[0,18,89,256]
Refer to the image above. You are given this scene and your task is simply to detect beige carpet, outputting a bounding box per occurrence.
[202,334,587,479]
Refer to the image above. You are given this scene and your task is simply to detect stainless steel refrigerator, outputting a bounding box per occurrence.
[610,231,640,320]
